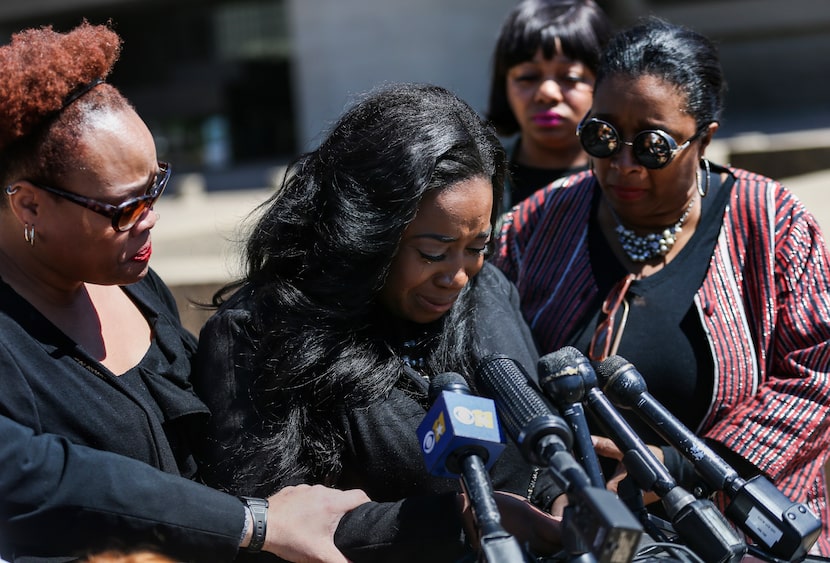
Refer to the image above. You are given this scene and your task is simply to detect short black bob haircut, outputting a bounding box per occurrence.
[486,0,613,136]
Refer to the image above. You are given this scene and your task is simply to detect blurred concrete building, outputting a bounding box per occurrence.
[2,0,829,188]
[3,0,830,332]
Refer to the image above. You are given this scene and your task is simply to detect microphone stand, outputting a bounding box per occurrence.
[617,476,668,542]
[539,363,606,488]
[458,454,535,563]
[476,355,642,563]
[597,355,823,562]
[583,384,746,563]
[420,371,531,562]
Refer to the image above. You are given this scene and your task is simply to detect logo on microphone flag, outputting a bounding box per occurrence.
[417,391,505,478]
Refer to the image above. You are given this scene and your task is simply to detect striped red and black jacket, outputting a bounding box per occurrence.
[494,167,830,555]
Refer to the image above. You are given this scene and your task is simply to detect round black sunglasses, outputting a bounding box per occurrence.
[578,117,706,169]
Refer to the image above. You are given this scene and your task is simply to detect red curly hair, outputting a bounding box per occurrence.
[0,21,135,188]
[81,551,177,563]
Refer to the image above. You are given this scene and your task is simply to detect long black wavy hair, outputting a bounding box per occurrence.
[215,83,506,490]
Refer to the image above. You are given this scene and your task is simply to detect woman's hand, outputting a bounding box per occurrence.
[592,435,664,506]
[549,492,569,518]
[265,484,371,563]
[459,491,563,557]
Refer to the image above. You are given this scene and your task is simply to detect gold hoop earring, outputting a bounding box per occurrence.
[697,158,711,198]
[23,223,35,247]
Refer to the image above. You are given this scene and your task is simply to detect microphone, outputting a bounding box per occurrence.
[596,355,822,561]
[538,349,606,488]
[418,372,506,477]
[416,371,532,563]
[475,354,643,563]
[552,347,746,563]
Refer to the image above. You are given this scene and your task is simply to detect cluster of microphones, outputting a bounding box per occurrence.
[416,347,822,563]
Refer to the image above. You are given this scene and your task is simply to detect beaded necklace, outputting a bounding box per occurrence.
[608,197,696,263]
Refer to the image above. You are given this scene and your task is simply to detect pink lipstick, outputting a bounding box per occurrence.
[531,112,563,127]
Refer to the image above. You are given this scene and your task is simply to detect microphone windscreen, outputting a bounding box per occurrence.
[429,371,470,404]
[593,354,630,386]
[537,346,584,380]
[475,354,553,441]
[475,354,573,465]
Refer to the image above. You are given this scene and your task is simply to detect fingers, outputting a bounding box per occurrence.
[605,462,662,506]
[647,444,665,464]
[328,487,372,511]
[604,464,626,495]
[642,490,661,506]
[592,435,665,466]
[494,491,562,556]
[591,434,622,460]
[549,493,569,519]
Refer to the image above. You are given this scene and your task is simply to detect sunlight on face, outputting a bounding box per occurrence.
[506,47,595,156]
[379,176,493,324]
[589,74,704,230]
[42,107,161,286]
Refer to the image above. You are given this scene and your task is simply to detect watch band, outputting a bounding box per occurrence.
[240,496,269,552]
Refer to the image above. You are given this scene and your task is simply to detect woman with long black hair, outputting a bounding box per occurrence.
[193,83,561,562]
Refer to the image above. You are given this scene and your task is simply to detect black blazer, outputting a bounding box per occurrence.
[0,413,244,561]
[0,269,207,476]
[0,269,220,561]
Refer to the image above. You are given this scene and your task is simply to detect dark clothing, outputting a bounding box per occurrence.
[501,137,589,211]
[0,269,207,476]
[495,165,830,554]
[193,263,557,562]
[507,159,588,210]
[0,269,212,561]
[0,413,244,562]
[568,169,731,449]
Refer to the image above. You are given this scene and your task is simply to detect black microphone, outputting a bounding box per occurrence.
[596,355,822,561]
[475,354,643,563]
[417,371,533,563]
[538,349,606,488]
[553,347,746,563]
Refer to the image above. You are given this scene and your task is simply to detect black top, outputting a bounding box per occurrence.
[0,412,244,562]
[507,159,589,209]
[0,269,206,475]
[192,263,558,563]
[569,166,734,484]
[502,138,589,210]
[0,270,224,561]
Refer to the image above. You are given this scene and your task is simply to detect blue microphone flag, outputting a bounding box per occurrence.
[417,390,506,478]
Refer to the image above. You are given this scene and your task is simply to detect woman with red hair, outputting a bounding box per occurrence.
[0,19,190,493]
[0,22,369,562]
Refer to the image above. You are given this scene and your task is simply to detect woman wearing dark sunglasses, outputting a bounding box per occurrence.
[0,20,192,473]
[0,23,372,562]
[493,18,830,555]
